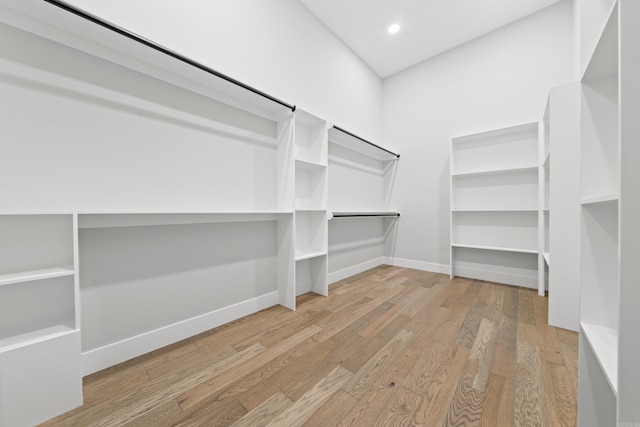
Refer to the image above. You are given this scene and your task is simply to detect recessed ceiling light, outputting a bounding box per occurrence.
[388,24,400,34]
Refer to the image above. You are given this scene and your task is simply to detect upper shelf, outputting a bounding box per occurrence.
[328,126,399,161]
[78,211,294,229]
[581,194,619,206]
[0,0,295,120]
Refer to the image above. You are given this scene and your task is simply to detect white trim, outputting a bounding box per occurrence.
[328,257,386,284]
[384,257,450,275]
[81,291,279,376]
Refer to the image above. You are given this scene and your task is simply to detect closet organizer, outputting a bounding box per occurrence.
[0,0,400,425]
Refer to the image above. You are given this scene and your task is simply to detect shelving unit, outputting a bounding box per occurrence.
[0,214,82,427]
[0,1,405,425]
[293,110,329,296]
[450,122,542,292]
[578,1,640,425]
[327,127,400,283]
[541,81,582,332]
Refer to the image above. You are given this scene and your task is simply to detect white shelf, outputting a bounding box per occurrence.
[543,151,550,167]
[0,324,76,354]
[543,252,550,265]
[295,158,327,170]
[78,211,293,228]
[581,322,618,395]
[451,243,538,255]
[0,267,75,287]
[452,165,538,178]
[295,250,327,261]
[581,194,619,206]
[452,208,538,213]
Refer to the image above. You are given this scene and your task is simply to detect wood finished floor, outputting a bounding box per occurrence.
[41,266,578,427]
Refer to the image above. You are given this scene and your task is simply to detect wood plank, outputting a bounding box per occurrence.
[514,322,548,427]
[336,381,397,426]
[330,301,393,344]
[265,366,353,427]
[517,289,536,326]
[454,300,488,348]
[467,317,499,392]
[122,399,183,427]
[236,338,340,411]
[374,386,422,427]
[339,312,411,374]
[146,344,238,381]
[190,306,290,352]
[170,398,247,427]
[541,359,577,427]
[403,309,467,395]
[478,281,506,322]
[231,392,292,427]
[479,373,505,427]
[313,284,405,342]
[301,390,357,427]
[402,282,455,331]
[54,342,267,426]
[559,340,579,393]
[178,325,322,411]
[358,301,406,338]
[443,379,484,426]
[343,328,415,399]
[407,345,470,427]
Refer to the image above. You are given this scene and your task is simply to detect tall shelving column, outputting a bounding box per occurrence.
[578,0,640,424]
[0,214,82,426]
[276,111,296,309]
[450,122,542,293]
[293,110,329,297]
[544,82,581,332]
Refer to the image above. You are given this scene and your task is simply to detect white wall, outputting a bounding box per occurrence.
[382,1,575,271]
[578,0,617,77]
[65,0,383,142]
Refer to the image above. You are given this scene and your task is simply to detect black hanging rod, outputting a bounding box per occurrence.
[43,0,296,112]
[331,212,400,218]
[332,126,400,159]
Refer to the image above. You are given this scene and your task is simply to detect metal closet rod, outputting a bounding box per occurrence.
[332,212,400,218]
[43,0,296,112]
[332,126,400,159]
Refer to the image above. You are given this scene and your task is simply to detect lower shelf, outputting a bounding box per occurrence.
[295,255,327,297]
[581,321,618,395]
[451,245,538,289]
[0,324,76,354]
[0,267,74,287]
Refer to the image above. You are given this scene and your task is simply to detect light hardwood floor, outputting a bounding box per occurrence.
[41,266,578,426]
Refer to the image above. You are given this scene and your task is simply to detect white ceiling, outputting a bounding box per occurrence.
[299,0,564,78]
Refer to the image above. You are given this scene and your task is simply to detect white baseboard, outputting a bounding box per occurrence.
[81,291,280,376]
[328,257,386,285]
[384,257,450,275]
